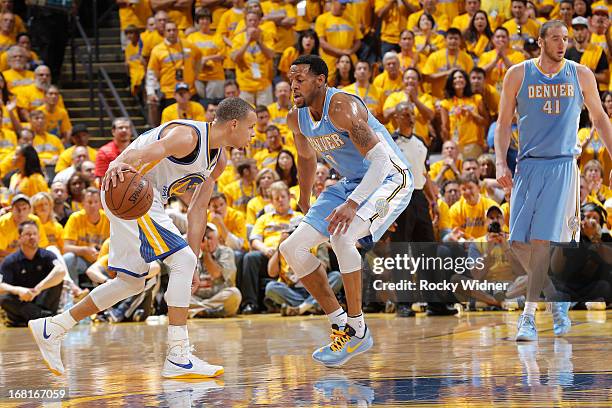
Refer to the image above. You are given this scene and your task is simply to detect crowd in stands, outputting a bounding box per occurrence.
[1,0,612,326]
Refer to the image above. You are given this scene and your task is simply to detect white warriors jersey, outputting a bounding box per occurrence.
[126,120,221,203]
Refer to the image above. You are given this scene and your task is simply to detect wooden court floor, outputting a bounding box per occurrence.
[0,310,611,407]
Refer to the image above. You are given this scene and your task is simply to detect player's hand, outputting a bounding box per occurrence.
[262,247,276,258]
[495,162,513,190]
[298,197,310,214]
[325,199,358,235]
[102,162,137,190]
[83,246,99,261]
[15,287,34,302]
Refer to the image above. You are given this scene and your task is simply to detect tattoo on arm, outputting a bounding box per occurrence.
[351,120,374,148]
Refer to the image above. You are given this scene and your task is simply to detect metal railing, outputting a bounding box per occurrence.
[98,66,140,140]
[70,16,95,116]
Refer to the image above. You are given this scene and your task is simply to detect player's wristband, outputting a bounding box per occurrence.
[347,142,392,205]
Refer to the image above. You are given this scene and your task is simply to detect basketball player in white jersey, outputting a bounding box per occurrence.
[29,98,256,378]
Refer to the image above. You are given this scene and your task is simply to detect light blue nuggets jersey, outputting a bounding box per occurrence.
[297,87,410,181]
[516,59,583,160]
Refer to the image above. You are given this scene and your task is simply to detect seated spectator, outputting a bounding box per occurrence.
[207,192,248,251]
[406,0,449,33]
[30,109,64,167]
[344,61,384,123]
[230,11,275,106]
[398,29,424,73]
[2,45,34,93]
[190,224,242,318]
[0,117,16,162]
[502,0,540,52]
[19,65,64,116]
[437,179,460,241]
[414,13,446,56]
[275,149,297,190]
[124,24,144,96]
[55,124,97,173]
[37,85,71,143]
[583,159,612,203]
[79,161,97,188]
[0,71,20,131]
[250,105,270,156]
[204,100,217,121]
[267,81,293,146]
[439,69,488,159]
[246,167,280,229]
[254,125,294,169]
[31,192,63,254]
[313,161,331,198]
[53,146,89,185]
[8,144,48,197]
[470,67,500,120]
[62,188,110,287]
[330,54,355,88]
[278,29,319,80]
[478,27,525,91]
[0,194,48,262]
[217,146,245,190]
[0,12,15,54]
[85,238,113,285]
[187,9,225,102]
[239,181,303,314]
[222,159,257,214]
[1,3,26,39]
[94,118,132,180]
[0,128,34,180]
[580,202,611,243]
[65,172,90,211]
[223,79,240,99]
[265,218,342,316]
[0,220,65,326]
[373,52,403,101]
[449,175,498,240]
[0,33,42,72]
[462,157,504,202]
[429,140,462,184]
[160,82,206,123]
[50,181,72,226]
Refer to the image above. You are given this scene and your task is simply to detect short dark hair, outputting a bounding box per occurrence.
[236,159,256,176]
[440,179,459,195]
[459,174,480,186]
[470,67,486,77]
[215,97,254,123]
[210,191,227,202]
[224,79,239,90]
[84,187,100,196]
[446,27,462,38]
[18,220,38,235]
[291,54,329,81]
[511,0,527,4]
[265,125,280,135]
[112,117,131,129]
[195,8,212,21]
[255,104,269,114]
[539,19,567,38]
[463,157,479,167]
[494,26,510,36]
[404,66,421,81]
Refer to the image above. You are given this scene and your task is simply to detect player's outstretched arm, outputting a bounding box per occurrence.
[326,93,393,234]
[579,65,612,185]
[102,125,199,190]
[494,63,523,190]
[287,109,317,214]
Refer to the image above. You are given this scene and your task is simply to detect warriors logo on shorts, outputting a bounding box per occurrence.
[375,198,390,218]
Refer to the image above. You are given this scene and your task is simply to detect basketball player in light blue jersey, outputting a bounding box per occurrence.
[280,55,413,367]
[495,20,612,341]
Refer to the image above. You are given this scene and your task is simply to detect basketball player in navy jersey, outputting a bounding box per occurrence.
[280,55,414,367]
[495,20,612,341]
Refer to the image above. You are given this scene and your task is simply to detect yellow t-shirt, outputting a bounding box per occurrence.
[372,71,403,102]
[578,123,612,177]
[33,132,65,166]
[37,105,72,138]
[17,84,65,111]
[0,213,48,254]
[590,32,610,56]
[266,102,292,142]
[207,206,248,250]
[0,50,41,72]
[429,159,462,182]
[140,30,164,59]
[383,90,436,144]
[437,198,451,231]
[250,209,304,248]
[406,9,450,33]
[9,172,49,197]
[125,40,145,94]
[249,127,268,157]
[398,51,426,73]
[415,33,446,56]
[216,163,237,191]
[222,179,257,214]
[261,0,297,53]
[118,0,151,29]
[2,68,34,92]
[295,0,321,31]
[478,49,525,89]
[422,49,475,98]
[374,0,409,44]
[343,82,384,119]
[246,195,270,226]
[230,30,275,93]
[148,40,201,98]
[502,18,540,50]
[253,149,281,169]
[41,218,64,250]
[0,127,17,162]
[55,145,98,173]
[449,195,498,239]
[63,209,111,263]
[434,0,461,22]
[278,47,299,77]
[216,7,245,70]
[167,8,193,31]
[186,31,225,81]
[161,102,206,124]
[344,0,375,36]
[315,12,363,77]
[440,94,485,148]
[0,33,14,53]
[466,34,491,58]
[96,238,111,270]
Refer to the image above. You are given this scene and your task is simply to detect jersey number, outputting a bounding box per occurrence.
[324,154,339,167]
[542,99,560,115]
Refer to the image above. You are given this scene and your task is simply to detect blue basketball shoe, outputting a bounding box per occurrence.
[551,302,571,336]
[312,324,373,368]
[515,314,538,341]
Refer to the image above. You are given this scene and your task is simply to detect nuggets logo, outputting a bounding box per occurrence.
[567,215,580,232]
[375,199,389,218]
[163,173,206,200]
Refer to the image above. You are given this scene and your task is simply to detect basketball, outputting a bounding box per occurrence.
[104,170,153,220]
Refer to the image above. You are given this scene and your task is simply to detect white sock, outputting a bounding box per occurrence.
[523,302,537,316]
[51,310,77,331]
[347,313,365,338]
[298,302,314,315]
[327,308,347,329]
[167,325,189,346]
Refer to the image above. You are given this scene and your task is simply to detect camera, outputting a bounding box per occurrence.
[175,68,184,81]
[487,221,501,234]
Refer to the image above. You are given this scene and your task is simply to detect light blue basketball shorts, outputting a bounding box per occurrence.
[509,156,580,243]
[303,170,413,242]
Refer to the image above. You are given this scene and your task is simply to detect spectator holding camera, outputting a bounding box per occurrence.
[580,202,611,243]
[0,220,66,326]
[190,224,242,318]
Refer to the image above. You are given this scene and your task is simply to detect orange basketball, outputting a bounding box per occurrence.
[104,170,153,220]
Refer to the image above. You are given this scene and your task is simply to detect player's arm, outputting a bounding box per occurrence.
[494,63,523,189]
[102,125,199,190]
[327,93,393,234]
[287,108,317,213]
[579,65,612,185]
